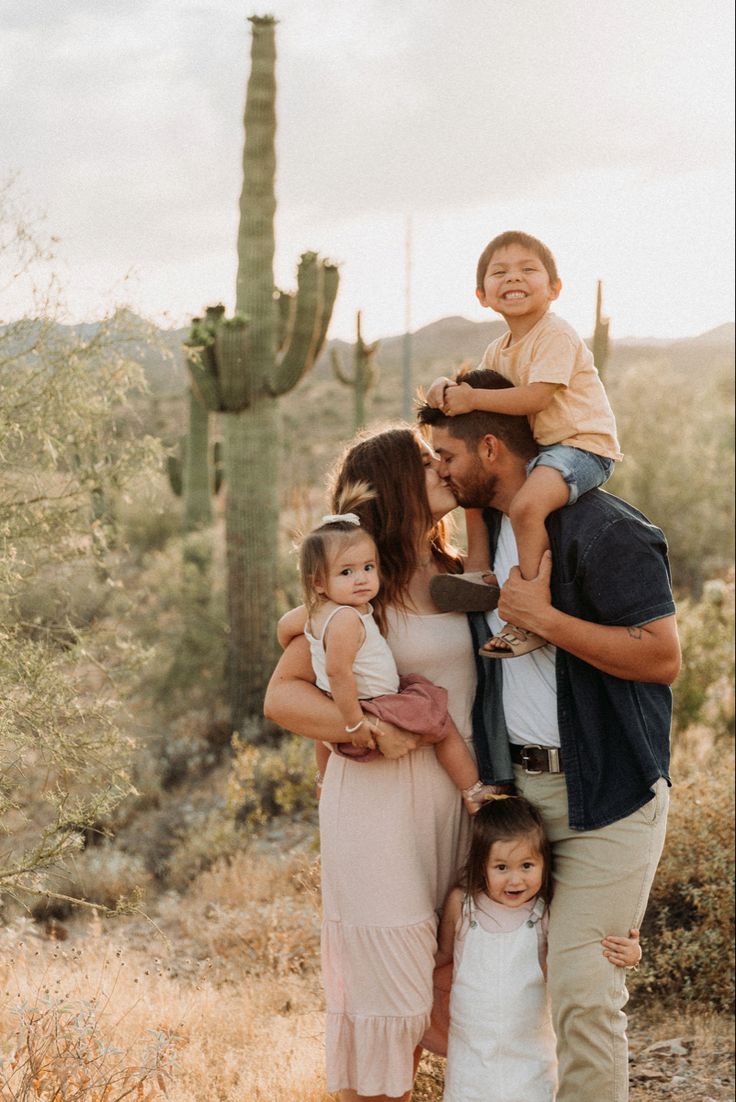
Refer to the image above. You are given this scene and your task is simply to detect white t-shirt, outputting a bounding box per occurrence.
[485,517,561,748]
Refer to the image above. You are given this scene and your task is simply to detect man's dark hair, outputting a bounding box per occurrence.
[417,368,537,460]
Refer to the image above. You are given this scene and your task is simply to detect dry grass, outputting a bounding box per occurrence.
[1,762,731,1101]
[0,846,332,1101]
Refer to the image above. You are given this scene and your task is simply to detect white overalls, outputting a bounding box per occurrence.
[444,895,557,1102]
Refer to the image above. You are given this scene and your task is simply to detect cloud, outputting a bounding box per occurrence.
[1,0,732,335]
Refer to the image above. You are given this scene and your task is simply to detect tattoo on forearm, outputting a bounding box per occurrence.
[627,626,643,640]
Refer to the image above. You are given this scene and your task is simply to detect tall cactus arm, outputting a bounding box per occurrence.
[274,289,294,352]
[166,440,184,497]
[215,316,252,411]
[185,342,223,412]
[269,253,338,396]
[236,15,278,389]
[185,310,224,411]
[311,262,339,360]
[182,389,213,530]
[331,346,354,386]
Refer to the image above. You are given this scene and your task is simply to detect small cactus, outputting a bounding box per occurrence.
[332,310,380,430]
[593,280,611,381]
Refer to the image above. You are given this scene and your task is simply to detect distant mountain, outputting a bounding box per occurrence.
[4,312,732,398]
[675,322,734,345]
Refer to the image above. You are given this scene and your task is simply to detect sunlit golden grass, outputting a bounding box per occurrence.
[0,849,332,1101]
[1,750,732,1100]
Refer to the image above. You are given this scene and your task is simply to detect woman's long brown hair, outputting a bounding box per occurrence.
[329,426,461,631]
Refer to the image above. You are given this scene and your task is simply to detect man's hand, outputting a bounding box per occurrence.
[441,382,477,416]
[498,550,554,635]
[425,375,454,408]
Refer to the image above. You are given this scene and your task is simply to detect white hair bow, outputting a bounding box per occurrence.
[321,512,360,526]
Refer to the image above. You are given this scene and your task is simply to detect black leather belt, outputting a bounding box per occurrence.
[510,744,564,774]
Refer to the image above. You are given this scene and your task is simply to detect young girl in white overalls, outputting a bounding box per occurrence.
[433,796,641,1102]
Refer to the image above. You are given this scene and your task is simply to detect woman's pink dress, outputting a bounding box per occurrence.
[319,609,476,1097]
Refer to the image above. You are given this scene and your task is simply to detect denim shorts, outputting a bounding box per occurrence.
[526,444,615,505]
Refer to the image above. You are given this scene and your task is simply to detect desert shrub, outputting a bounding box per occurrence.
[118,485,181,558]
[161,808,242,893]
[161,849,321,979]
[0,931,176,1102]
[227,733,318,827]
[9,562,111,645]
[672,575,735,742]
[62,846,152,911]
[0,188,162,902]
[132,540,227,716]
[631,762,735,1011]
[608,360,734,595]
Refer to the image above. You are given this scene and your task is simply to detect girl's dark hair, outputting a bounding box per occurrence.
[329,426,462,632]
[461,796,553,904]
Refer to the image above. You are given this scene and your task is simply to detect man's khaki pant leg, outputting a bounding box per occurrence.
[514,769,669,1102]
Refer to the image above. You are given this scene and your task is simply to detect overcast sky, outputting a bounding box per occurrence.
[3,0,734,341]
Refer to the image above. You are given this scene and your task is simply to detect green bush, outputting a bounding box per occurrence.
[131,540,227,715]
[673,575,735,742]
[632,763,735,1011]
[118,488,182,557]
[227,733,317,828]
[10,562,110,644]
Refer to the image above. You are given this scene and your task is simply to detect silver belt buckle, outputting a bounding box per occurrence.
[521,744,543,775]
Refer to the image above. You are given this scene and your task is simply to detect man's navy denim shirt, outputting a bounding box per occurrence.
[470,489,676,832]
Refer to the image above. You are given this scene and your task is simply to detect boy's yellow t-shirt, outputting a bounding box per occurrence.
[479,312,622,460]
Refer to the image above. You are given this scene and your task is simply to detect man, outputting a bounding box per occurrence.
[418,368,680,1102]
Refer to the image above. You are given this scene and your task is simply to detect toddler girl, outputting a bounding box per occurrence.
[277,485,493,810]
[430,796,641,1101]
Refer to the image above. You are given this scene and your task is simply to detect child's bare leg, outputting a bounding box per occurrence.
[481,467,568,657]
[435,721,478,792]
[508,466,570,580]
[434,719,503,808]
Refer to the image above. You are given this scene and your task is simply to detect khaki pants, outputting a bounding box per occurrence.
[514,768,669,1102]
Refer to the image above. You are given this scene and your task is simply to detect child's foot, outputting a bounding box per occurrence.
[430,571,500,613]
[462,781,516,813]
[479,623,547,659]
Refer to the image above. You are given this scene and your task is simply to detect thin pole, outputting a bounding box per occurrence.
[401,214,413,420]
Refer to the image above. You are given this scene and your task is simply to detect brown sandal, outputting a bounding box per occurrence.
[479,624,547,659]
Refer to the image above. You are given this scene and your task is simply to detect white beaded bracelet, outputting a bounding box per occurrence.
[344,719,365,734]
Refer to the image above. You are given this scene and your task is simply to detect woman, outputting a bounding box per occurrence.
[264,427,487,1102]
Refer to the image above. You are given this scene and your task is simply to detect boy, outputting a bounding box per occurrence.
[427,231,621,658]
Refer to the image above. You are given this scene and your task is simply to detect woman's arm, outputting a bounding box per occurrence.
[276,605,308,650]
[435,887,462,967]
[263,636,421,756]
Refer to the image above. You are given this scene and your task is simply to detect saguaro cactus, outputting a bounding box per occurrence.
[332,310,380,431]
[189,16,338,734]
[166,392,222,532]
[592,280,611,382]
